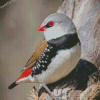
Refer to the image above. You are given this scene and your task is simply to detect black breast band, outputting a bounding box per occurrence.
[48,33,80,49]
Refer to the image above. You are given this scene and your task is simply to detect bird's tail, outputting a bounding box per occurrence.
[8,68,33,90]
[8,81,18,90]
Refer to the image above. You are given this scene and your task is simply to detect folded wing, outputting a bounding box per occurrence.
[21,38,47,72]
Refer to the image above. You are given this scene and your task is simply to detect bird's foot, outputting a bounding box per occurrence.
[40,83,65,100]
[53,88,67,100]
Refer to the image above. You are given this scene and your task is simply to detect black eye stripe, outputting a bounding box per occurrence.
[46,23,50,28]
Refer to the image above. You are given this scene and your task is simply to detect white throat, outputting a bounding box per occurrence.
[44,26,66,41]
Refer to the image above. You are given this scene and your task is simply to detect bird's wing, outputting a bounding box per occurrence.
[21,38,47,72]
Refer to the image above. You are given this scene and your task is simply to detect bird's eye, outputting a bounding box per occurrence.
[46,21,55,28]
[48,21,54,27]
[46,21,54,27]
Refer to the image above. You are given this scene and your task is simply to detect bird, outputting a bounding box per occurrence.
[8,13,81,99]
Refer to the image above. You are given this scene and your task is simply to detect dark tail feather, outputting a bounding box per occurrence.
[8,81,18,89]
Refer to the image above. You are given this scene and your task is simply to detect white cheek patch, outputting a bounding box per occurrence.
[44,26,66,41]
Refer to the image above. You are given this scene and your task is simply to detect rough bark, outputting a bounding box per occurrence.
[57,0,100,68]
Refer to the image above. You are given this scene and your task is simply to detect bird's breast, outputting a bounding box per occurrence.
[35,43,81,84]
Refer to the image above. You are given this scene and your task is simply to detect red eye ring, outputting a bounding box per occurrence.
[48,21,55,27]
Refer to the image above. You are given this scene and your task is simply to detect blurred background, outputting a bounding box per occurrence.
[0,0,62,99]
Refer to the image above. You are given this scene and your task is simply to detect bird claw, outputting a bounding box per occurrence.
[39,83,65,100]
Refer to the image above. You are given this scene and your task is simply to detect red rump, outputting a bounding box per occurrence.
[17,68,33,81]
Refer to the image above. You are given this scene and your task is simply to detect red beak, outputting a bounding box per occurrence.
[37,25,46,31]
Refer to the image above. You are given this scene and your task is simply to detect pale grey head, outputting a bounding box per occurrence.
[37,13,77,41]
[41,13,76,41]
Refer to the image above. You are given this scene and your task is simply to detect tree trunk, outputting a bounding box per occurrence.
[57,0,100,68]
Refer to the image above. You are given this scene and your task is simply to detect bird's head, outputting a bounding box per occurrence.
[37,13,76,41]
